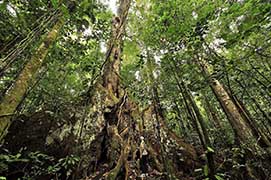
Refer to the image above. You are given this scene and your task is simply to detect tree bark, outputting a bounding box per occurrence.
[170,60,215,179]
[231,93,271,147]
[173,99,188,137]
[0,15,64,142]
[102,0,131,102]
[98,1,132,179]
[197,58,259,151]
[182,82,216,180]
[202,93,222,129]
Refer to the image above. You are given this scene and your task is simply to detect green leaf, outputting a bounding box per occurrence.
[82,15,92,25]
[15,153,21,159]
[61,4,69,18]
[0,2,7,11]
[204,165,208,176]
[215,175,224,180]
[51,0,59,8]
[207,146,215,153]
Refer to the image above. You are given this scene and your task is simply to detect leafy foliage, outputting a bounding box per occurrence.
[0,150,80,179]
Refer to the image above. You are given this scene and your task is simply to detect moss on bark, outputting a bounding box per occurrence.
[0,17,64,142]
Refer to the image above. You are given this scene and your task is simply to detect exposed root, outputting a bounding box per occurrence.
[117,91,127,127]
[120,127,129,137]
[124,158,129,180]
[105,138,131,180]
[86,93,199,179]
[146,142,163,172]
[107,125,124,146]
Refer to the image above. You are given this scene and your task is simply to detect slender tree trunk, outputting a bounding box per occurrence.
[0,16,64,142]
[145,51,171,179]
[151,92,171,180]
[249,102,271,138]
[170,59,216,179]
[170,61,205,145]
[236,68,271,98]
[231,93,271,147]
[182,82,216,180]
[202,93,222,129]
[236,79,271,126]
[178,96,194,133]
[178,78,205,146]
[173,99,188,137]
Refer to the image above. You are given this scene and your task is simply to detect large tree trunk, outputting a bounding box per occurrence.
[102,0,131,101]
[102,1,131,178]
[0,15,64,142]
[91,2,199,177]
[197,58,260,152]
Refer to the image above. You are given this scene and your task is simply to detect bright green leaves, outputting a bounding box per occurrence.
[203,164,209,177]
[123,40,140,66]
[215,175,224,180]
[50,0,59,9]
[0,1,7,11]
[121,39,141,92]
[82,14,93,25]
[2,0,111,114]
[60,4,70,18]
[1,151,80,179]
[207,146,215,153]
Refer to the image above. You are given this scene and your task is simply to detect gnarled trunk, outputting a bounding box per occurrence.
[89,2,199,178]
